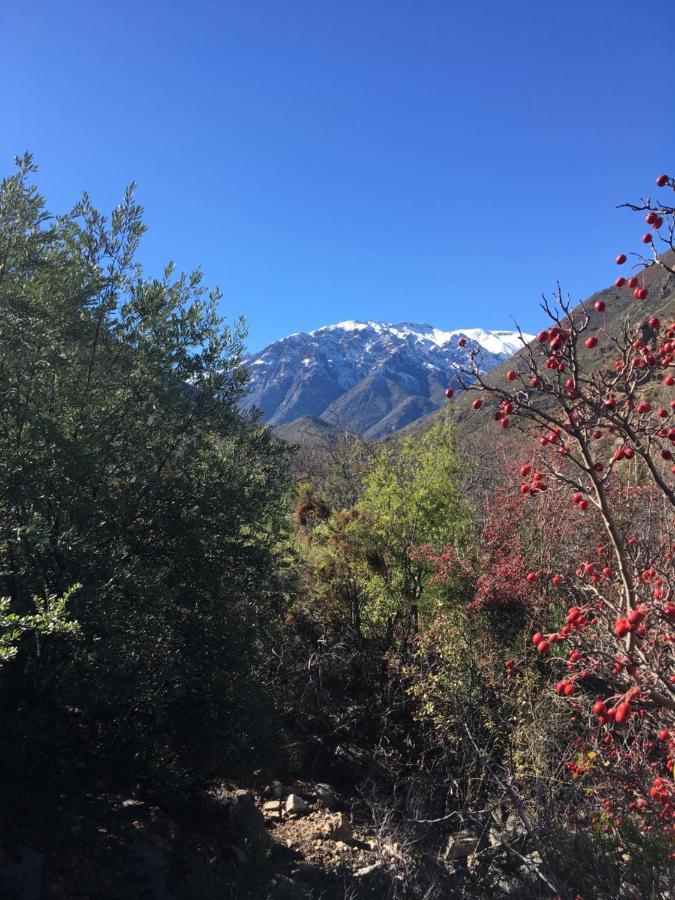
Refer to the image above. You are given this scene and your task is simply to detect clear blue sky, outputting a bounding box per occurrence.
[3,1,674,352]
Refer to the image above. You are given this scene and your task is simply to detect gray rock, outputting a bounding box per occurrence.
[314,783,338,810]
[445,829,479,860]
[263,780,290,800]
[317,812,352,842]
[285,793,308,814]
[262,800,283,814]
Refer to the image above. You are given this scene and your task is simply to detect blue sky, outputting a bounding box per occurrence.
[3,1,674,352]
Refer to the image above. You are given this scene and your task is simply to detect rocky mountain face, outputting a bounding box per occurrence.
[242,321,533,439]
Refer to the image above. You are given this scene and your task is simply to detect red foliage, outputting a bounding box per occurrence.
[472,488,543,610]
[454,171,675,839]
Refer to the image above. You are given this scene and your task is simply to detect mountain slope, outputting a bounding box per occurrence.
[243,321,533,438]
[401,252,675,445]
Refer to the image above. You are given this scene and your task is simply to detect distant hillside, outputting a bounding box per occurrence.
[402,254,675,443]
[243,322,533,438]
[273,415,346,446]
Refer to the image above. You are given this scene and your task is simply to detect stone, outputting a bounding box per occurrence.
[285,793,308,814]
[263,800,282,814]
[317,812,352,842]
[445,829,479,860]
[263,780,290,800]
[314,783,338,810]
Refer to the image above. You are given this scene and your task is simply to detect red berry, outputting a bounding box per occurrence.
[656,174,669,187]
[506,370,516,381]
[627,607,644,626]
[458,337,466,347]
[585,335,598,349]
[578,500,588,511]
[526,572,538,583]
[595,300,606,312]
[471,397,483,410]
[616,254,627,265]
[532,632,543,645]
[635,288,648,300]
[614,617,630,638]
[444,387,454,399]
[642,233,653,244]
[627,277,639,288]
[648,316,660,329]
[615,701,631,724]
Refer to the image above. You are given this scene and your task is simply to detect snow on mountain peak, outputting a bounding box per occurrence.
[308,320,533,355]
[242,319,532,438]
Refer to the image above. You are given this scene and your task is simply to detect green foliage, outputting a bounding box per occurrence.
[352,417,473,627]
[0,586,80,663]
[296,417,473,647]
[0,154,291,790]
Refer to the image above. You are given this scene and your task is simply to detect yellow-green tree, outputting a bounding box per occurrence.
[299,417,473,649]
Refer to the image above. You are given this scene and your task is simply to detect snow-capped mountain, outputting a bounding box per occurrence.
[242,321,533,439]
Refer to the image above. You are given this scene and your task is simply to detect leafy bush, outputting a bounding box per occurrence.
[0,155,292,795]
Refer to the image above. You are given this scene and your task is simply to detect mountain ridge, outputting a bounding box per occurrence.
[242,320,533,438]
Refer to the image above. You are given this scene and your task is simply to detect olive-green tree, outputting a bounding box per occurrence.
[0,155,291,791]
